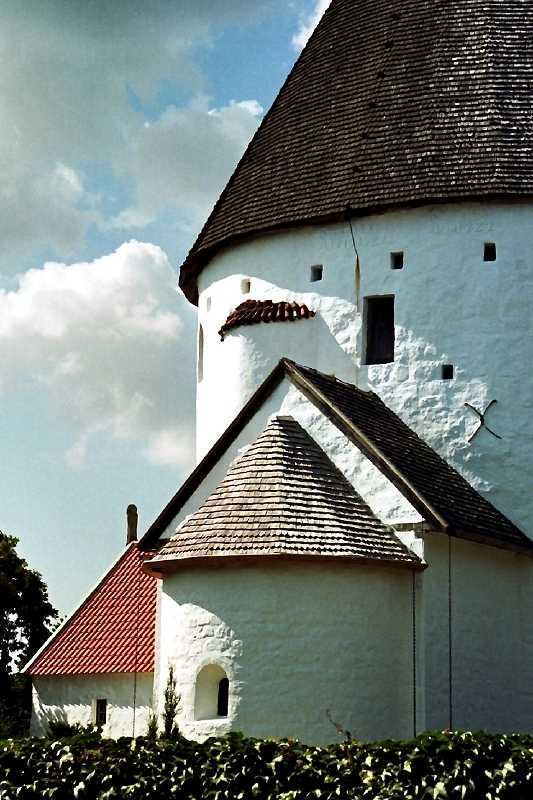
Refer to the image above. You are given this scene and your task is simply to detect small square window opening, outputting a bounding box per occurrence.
[390,251,404,270]
[484,242,497,262]
[95,698,107,726]
[441,364,454,380]
[310,265,323,282]
[241,279,251,294]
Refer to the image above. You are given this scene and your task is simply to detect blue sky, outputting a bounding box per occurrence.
[0,0,330,616]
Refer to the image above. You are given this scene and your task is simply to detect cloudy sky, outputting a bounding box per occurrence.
[0,0,330,615]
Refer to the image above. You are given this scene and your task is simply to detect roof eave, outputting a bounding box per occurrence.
[143,550,425,577]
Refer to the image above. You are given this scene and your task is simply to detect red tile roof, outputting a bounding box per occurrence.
[27,545,157,676]
[219,299,315,341]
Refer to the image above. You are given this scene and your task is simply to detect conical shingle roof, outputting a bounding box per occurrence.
[180,0,533,302]
[150,416,420,568]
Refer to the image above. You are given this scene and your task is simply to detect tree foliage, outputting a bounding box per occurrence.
[0,531,57,735]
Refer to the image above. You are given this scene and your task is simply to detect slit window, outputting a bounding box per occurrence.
[390,251,404,270]
[310,265,323,282]
[198,324,204,383]
[206,296,211,312]
[364,296,395,365]
[484,242,497,262]
[217,678,229,717]
[94,698,107,726]
[441,364,454,380]
[241,278,251,294]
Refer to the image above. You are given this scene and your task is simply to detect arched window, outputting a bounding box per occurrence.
[197,324,204,383]
[194,664,229,720]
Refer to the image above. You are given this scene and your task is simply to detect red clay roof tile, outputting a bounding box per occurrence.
[28,545,157,676]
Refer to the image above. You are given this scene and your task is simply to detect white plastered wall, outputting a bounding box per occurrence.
[157,560,416,744]
[196,201,533,536]
[420,534,533,733]
[30,673,154,738]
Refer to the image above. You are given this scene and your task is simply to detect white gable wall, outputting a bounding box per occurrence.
[30,673,154,738]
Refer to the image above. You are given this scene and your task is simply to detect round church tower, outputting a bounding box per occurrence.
[182,0,533,534]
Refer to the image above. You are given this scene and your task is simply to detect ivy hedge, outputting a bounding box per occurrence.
[1,730,533,799]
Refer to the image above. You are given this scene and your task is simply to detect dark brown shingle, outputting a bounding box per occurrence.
[150,416,420,569]
[180,0,533,303]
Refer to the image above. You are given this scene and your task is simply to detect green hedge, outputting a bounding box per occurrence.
[2,731,533,799]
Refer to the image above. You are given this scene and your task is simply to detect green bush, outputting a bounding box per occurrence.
[1,730,533,799]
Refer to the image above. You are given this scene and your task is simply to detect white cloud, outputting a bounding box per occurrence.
[110,97,264,230]
[0,2,276,272]
[292,0,331,50]
[145,428,192,467]
[0,242,196,468]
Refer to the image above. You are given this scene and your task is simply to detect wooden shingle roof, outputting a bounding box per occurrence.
[148,416,421,570]
[180,0,533,303]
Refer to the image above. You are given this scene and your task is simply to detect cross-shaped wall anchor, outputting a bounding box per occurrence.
[464,400,502,443]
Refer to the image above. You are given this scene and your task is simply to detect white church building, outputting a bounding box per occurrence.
[25,0,533,744]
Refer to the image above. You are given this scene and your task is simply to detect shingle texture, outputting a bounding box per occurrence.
[180,0,533,302]
[28,545,156,676]
[219,299,315,340]
[290,362,530,550]
[153,416,419,567]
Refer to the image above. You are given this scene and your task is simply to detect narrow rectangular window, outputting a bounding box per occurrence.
[198,324,204,383]
[95,698,107,726]
[364,296,395,365]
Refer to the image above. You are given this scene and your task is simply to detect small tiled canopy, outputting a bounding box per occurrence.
[219,299,315,341]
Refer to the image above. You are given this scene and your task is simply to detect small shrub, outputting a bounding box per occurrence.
[162,664,180,740]
[146,712,158,741]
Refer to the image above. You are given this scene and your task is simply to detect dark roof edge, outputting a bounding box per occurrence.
[138,361,287,549]
[179,193,533,306]
[144,550,425,578]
